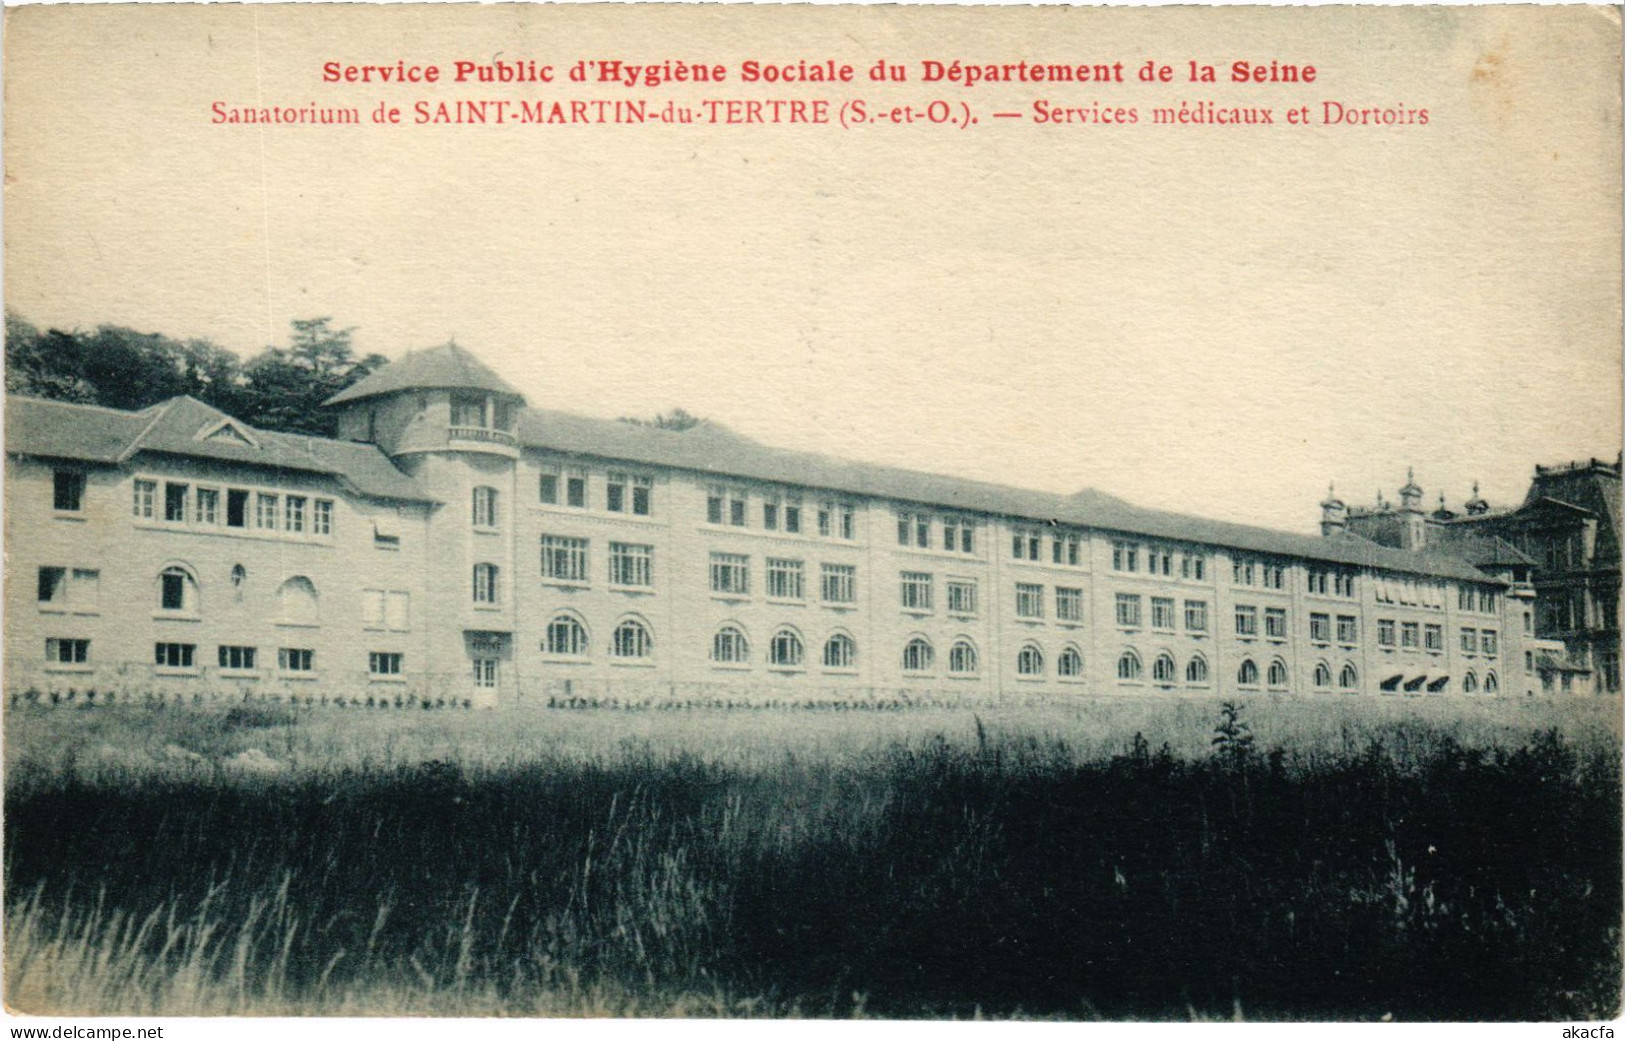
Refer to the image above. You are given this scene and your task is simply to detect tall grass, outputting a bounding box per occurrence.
[5,699,1621,1018]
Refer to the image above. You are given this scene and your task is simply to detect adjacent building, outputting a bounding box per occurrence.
[6,344,1558,705]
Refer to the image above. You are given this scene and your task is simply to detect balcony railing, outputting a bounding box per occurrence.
[449,425,517,446]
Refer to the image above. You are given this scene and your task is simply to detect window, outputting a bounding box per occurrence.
[545,615,589,657]
[1057,587,1083,623]
[707,486,724,524]
[542,536,590,583]
[632,475,653,516]
[218,645,257,671]
[841,504,856,541]
[566,470,587,509]
[1153,652,1176,684]
[784,497,801,534]
[915,513,931,549]
[276,576,319,626]
[1181,553,1206,581]
[1232,559,1255,586]
[1149,548,1173,577]
[607,473,627,513]
[472,486,499,528]
[938,579,975,616]
[770,629,805,668]
[822,564,857,604]
[132,479,156,519]
[1481,630,1498,656]
[1054,534,1082,566]
[162,482,188,522]
[1185,600,1208,632]
[1310,613,1331,642]
[613,619,653,659]
[823,633,857,670]
[1111,542,1139,572]
[279,495,304,534]
[818,502,833,538]
[729,492,746,527]
[1235,605,1258,637]
[944,519,960,554]
[472,659,499,688]
[37,566,66,606]
[949,639,978,675]
[902,637,934,673]
[1267,659,1289,688]
[255,493,278,531]
[278,648,314,672]
[369,651,403,676]
[764,497,780,531]
[1462,671,1479,694]
[1479,590,1496,613]
[159,566,196,613]
[1307,569,1329,595]
[710,553,751,596]
[226,489,248,528]
[1017,644,1044,677]
[1265,608,1287,640]
[1117,650,1142,681]
[1314,661,1332,688]
[1339,663,1359,691]
[473,563,500,605]
[1115,593,1142,628]
[1424,623,1443,651]
[1334,573,1356,598]
[46,637,89,665]
[609,543,654,587]
[450,393,485,427]
[155,642,195,669]
[1378,619,1396,647]
[1015,583,1044,619]
[1238,659,1259,686]
[767,558,805,600]
[900,572,933,612]
[540,469,559,504]
[1186,655,1209,685]
[1484,671,1499,694]
[1151,597,1176,630]
[53,471,85,512]
[1262,563,1286,590]
[1337,615,1358,644]
[712,626,750,664]
[1401,622,1420,649]
[196,488,220,526]
[1058,646,1084,679]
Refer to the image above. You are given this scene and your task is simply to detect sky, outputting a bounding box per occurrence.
[4,4,1620,535]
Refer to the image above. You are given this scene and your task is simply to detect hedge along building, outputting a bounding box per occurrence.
[7,343,1542,706]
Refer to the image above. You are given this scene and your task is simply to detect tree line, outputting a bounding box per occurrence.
[4,313,386,437]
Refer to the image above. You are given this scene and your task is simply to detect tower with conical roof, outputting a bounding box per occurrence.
[326,343,527,704]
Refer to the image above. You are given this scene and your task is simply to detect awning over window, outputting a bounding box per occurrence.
[1427,676,1451,692]
[1403,675,1428,692]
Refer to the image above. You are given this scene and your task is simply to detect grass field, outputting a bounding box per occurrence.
[5,695,1622,1019]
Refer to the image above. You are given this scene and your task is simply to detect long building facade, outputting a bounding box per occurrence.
[5,344,1555,705]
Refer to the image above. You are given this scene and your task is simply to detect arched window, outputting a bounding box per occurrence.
[949,639,978,675]
[770,628,804,668]
[612,618,652,659]
[712,625,749,664]
[902,637,934,673]
[1153,652,1177,684]
[473,563,500,605]
[1268,659,1289,689]
[1238,658,1259,686]
[158,565,198,613]
[1118,650,1142,681]
[545,614,588,657]
[1314,661,1332,688]
[823,633,856,670]
[276,576,319,625]
[472,486,499,529]
[1058,645,1084,679]
[1484,671,1499,694]
[1339,663,1359,691]
[1017,643,1044,676]
[1463,670,1478,694]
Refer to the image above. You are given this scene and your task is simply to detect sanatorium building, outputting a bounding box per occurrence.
[5,343,1566,706]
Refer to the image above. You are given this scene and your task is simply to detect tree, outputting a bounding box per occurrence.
[617,407,703,432]
[235,317,387,436]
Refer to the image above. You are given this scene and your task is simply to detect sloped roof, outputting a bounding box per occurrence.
[324,343,523,406]
[518,407,1499,584]
[1425,527,1537,568]
[6,394,434,503]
